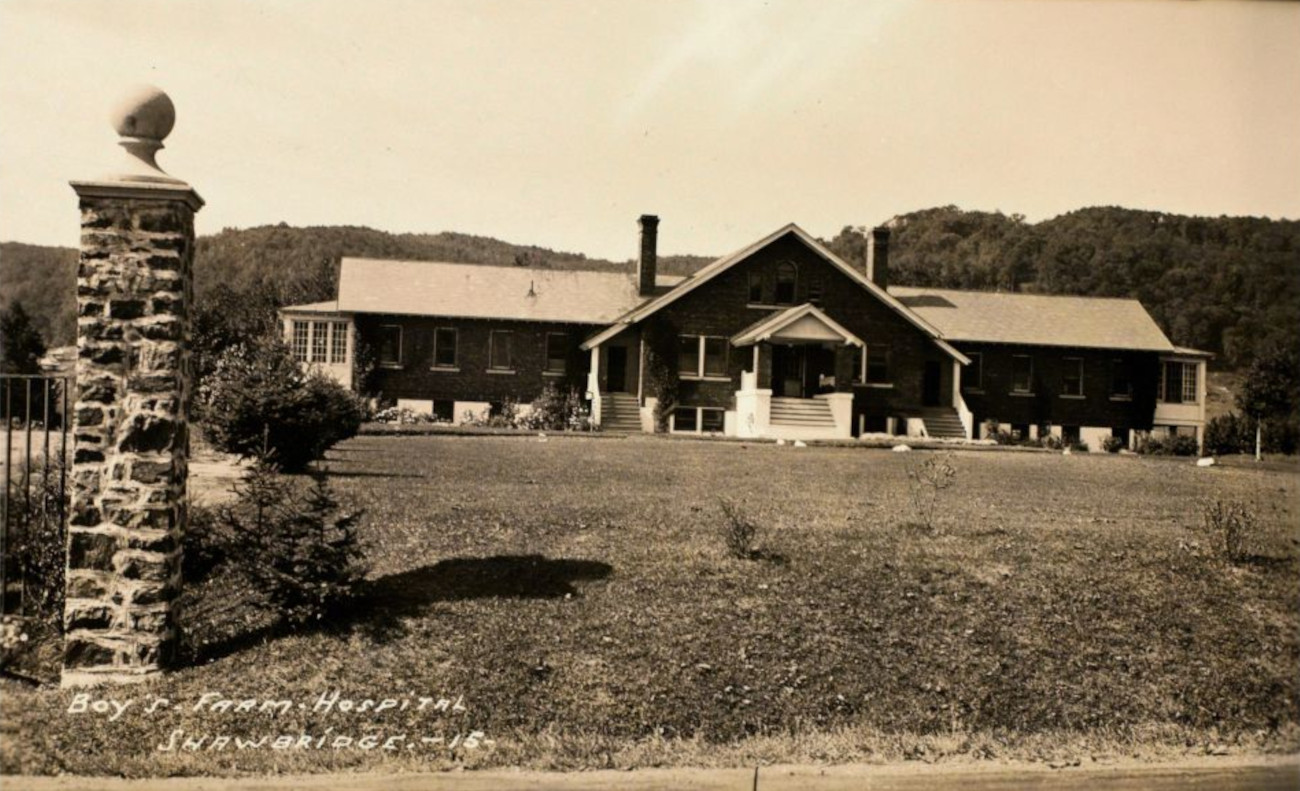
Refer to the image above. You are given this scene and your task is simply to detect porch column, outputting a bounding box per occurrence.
[587,346,601,426]
[64,86,202,686]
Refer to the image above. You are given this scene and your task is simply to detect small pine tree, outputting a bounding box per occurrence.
[220,460,367,628]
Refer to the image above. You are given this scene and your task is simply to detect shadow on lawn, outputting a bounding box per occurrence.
[185,555,612,662]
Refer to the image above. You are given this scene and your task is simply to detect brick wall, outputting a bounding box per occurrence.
[653,232,950,413]
[357,315,591,404]
[956,343,1159,432]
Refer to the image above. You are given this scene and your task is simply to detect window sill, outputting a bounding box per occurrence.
[1060,394,1086,400]
[543,370,567,377]
[1010,391,1036,397]
[1110,394,1133,402]
[855,382,894,389]
[378,363,403,370]
[680,375,732,383]
[430,366,460,373]
[746,303,780,310]
[962,388,984,395]
[487,368,517,375]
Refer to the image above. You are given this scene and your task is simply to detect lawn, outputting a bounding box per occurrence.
[2,436,1298,776]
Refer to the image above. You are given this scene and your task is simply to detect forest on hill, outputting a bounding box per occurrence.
[825,206,1299,369]
[2,206,1297,371]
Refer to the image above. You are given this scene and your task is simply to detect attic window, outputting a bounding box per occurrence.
[775,262,797,305]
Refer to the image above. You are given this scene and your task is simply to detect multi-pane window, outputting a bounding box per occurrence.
[377,325,402,367]
[489,330,514,371]
[865,345,891,384]
[311,321,329,363]
[292,320,349,364]
[748,270,764,303]
[433,328,457,369]
[962,352,983,390]
[774,262,797,305]
[679,336,728,378]
[1061,357,1083,397]
[1159,361,1198,404]
[291,321,310,362]
[545,333,567,373]
[1011,355,1034,393]
[700,408,725,433]
[1110,358,1132,398]
[672,407,698,433]
[330,322,348,364]
[1182,363,1198,403]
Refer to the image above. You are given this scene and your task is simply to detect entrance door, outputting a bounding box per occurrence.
[922,360,942,406]
[771,345,806,398]
[606,346,628,392]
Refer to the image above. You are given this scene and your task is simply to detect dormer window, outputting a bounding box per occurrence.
[775,261,797,305]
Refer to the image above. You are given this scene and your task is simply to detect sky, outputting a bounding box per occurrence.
[1,0,1298,261]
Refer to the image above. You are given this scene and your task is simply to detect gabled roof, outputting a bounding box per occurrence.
[889,287,1177,352]
[731,304,863,347]
[581,223,968,363]
[333,258,679,325]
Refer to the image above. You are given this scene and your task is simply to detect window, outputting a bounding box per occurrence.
[1061,357,1083,397]
[432,400,455,422]
[1181,363,1198,404]
[679,336,729,379]
[545,333,567,374]
[775,261,797,304]
[377,325,402,367]
[865,345,891,384]
[489,330,514,371]
[748,270,764,303]
[432,328,458,369]
[309,321,328,363]
[1110,358,1132,399]
[291,321,309,362]
[330,322,348,364]
[852,345,891,384]
[1158,361,1198,404]
[807,273,824,303]
[962,352,983,391]
[671,406,725,434]
[678,336,700,376]
[1011,355,1034,394]
[703,337,727,377]
[1062,425,1081,444]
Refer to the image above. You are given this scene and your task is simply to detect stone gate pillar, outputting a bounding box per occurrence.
[63,86,203,687]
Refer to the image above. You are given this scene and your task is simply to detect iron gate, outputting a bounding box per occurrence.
[1,374,71,616]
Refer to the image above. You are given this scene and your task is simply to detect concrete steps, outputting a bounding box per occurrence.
[920,407,966,439]
[600,393,642,432]
[770,397,835,427]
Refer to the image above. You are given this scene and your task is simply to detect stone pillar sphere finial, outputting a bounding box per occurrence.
[105,85,184,185]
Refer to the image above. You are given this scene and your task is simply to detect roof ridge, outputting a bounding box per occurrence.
[340,256,632,274]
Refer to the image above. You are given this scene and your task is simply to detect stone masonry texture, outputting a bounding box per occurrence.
[63,196,195,686]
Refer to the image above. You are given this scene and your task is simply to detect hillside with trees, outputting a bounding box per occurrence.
[826,206,1300,370]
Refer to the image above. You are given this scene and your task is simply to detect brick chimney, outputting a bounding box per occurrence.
[637,214,659,297]
[866,226,890,290]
